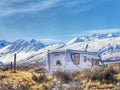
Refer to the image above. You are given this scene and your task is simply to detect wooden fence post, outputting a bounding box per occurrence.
[14,53,16,72]
[11,62,13,70]
[119,62,120,71]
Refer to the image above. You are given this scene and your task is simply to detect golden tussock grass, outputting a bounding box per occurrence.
[115,73,120,80]
[0,68,120,90]
[0,70,54,90]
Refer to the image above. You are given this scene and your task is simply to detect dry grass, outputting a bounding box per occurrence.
[0,68,120,90]
[3,70,34,83]
[0,70,54,90]
[115,73,120,80]
[71,68,119,89]
[53,71,72,83]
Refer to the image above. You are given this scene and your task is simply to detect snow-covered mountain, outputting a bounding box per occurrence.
[65,33,120,61]
[65,37,120,60]
[67,37,84,45]
[0,40,10,49]
[67,33,118,45]
[88,33,118,39]
[0,33,120,65]
[0,39,64,64]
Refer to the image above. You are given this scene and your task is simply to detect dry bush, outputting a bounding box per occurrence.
[115,73,120,81]
[71,70,82,82]
[0,66,9,71]
[81,67,118,84]
[53,71,72,83]
[81,69,92,80]
[0,79,32,90]
[32,73,48,84]
[9,70,17,73]
[70,68,118,89]
[0,75,8,80]
[93,68,117,84]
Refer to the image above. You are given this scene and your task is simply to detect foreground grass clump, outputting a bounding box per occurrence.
[0,70,55,90]
[32,73,48,84]
[81,67,118,84]
[0,79,32,90]
[93,68,117,84]
[53,71,72,83]
[69,67,118,89]
[0,71,34,90]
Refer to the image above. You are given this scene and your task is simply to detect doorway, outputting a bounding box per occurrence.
[55,60,62,71]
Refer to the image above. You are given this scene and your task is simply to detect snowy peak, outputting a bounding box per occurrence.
[7,39,62,53]
[0,39,64,58]
[67,37,84,45]
[0,38,64,55]
[67,33,119,44]
[0,40,10,49]
[89,33,118,39]
[30,39,37,43]
[106,33,117,38]
[9,39,29,52]
[39,39,63,45]
[29,39,45,51]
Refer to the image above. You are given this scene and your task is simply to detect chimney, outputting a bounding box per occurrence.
[85,44,88,51]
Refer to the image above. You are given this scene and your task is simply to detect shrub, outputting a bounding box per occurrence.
[0,80,32,90]
[82,67,118,84]
[0,75,8,79]
[101,68,117,84]
[32,74,48,84]
[0,66,9,71]
[53,71,72,83]
[71,71,82,82]
[90,68,117,83]
[81,69,92,80]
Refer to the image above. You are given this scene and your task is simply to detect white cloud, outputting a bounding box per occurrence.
[89,28,120,34]
[0,0,97,17]
[0,0,62,17]
[71,28,120,37]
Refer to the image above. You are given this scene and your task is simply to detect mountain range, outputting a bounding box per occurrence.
[0,33,120,65]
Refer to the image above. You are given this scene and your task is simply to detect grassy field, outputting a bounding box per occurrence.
[0,69,55,90]
[0,67,120,90]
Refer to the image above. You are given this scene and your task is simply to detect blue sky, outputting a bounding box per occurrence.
[0,0,120,42]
